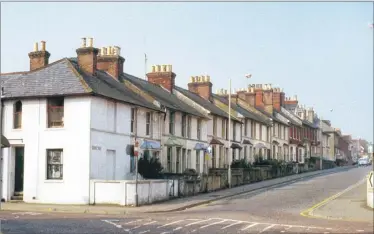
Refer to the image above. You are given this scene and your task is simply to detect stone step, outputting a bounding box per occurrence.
[14,191,23,196]
[11,195,23,201]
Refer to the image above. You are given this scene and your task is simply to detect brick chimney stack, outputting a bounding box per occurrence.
[272,87,285,111]
[307,107,315,123]
[28,41,50,71]
[284,95,298,106]
[147,64,176,92]
[97,46,125,80]
[262,84,274,114]
[76,37,99,75]
[187,75,213,101]
[254,84,265,109]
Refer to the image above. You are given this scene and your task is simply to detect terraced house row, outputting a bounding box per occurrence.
[0,38,352,204]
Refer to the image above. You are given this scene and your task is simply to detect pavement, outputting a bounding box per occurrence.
[1,166,354,215]
[305,176,373,223]
[1,166,373,233]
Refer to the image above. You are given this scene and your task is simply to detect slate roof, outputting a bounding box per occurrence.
[212,94,270,125]
[173,86,229,119]
[276,110,299,126]
[1,58,161,111]
[302,119,318,129]
[120,73,206,118]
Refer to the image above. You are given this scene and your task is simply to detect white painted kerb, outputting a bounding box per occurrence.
[367,171,373,209]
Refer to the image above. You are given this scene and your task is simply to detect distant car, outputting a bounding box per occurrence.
[358,158,370,167]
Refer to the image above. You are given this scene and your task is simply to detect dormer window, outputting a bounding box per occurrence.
[13,100,22,129]
[47,97,64,128]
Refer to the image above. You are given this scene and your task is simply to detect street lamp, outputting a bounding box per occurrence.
[228,78,232,188]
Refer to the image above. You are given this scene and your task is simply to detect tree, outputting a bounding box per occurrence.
[138,156,164,179]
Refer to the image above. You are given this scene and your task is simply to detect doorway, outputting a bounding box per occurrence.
[14,147,24,193]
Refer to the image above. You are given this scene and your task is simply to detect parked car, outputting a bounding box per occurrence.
[358,158,370,167]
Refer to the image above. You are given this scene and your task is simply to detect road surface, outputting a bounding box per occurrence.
[0,167,372,233]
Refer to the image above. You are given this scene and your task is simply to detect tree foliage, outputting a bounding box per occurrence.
[138,156,163,179]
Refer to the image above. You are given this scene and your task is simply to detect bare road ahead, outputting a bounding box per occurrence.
[1,167,373,233]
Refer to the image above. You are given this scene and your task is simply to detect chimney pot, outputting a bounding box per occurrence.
[156,65,161,72]
[190,76,195,82]
[101,47,106,56]
[81,38,87,48]
[33,42,39,52]
[40,41,46,51]
[114,46,120,56]
[87,37,93,47]
[162,65,167,72]
[206,75,210,82]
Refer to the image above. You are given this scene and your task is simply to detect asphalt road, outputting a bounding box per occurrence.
[0,167,373,234]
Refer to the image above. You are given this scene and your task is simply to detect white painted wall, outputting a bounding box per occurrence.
[89,179,177,206]
[2,96,91,204]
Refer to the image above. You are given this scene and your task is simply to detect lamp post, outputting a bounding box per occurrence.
[228,78,232,188]
[0,87,3,210]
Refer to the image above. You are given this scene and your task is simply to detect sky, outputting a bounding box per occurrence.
[1,2,373,142]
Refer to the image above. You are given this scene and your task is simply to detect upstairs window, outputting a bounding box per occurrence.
[13,100,22,129]
[213,116,217,136]
[244,119,248,136]
[130,108,136,133]
[221,119,226,139]
[187,116,192,138]
[47,97,64,128]
[197,119,202,140]
[233,122,236,140]
[181,113,187,137]
[169,111,175,135]
[146,112,152,136]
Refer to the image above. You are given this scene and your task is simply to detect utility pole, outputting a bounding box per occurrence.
[228,79,232,188]
[0,87,3,210]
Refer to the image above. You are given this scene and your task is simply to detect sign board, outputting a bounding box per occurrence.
[134,141,139,157]
[369,171,373,188]
[368,145,373,154]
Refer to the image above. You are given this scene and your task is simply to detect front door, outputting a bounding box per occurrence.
[14,147,24,192]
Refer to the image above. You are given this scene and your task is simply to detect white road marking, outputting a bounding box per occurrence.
[142,221,156,225]
[357,230,365,232]
[241,223,259,231]
[221,221,242,229]
[173,226,183,231]
[138,230,150,234]
[125,219,143,225]
[259,224,276,233]
[200,220,226,229]
[157,220,184,228]
[12,212,42,216]
[185,219,211,226]
[102,220,122,228]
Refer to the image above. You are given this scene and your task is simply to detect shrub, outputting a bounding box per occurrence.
[231,158,252,168]
[138,157,164,179]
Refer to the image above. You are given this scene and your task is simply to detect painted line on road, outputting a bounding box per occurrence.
[221,221,242,229]
[259,224,276,233]
[102,220,122,228]
[157,220,184,228]
[200,220,226,229]
[185,219,211,226]
[300,177,367,222]
[241,223,259,231]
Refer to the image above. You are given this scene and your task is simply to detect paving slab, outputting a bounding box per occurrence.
[1,166,352,215]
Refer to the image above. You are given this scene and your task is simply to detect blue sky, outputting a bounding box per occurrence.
[1,2,373,141]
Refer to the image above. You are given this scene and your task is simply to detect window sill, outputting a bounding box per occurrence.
[12,128,22,131]
[45,127,65,131]
[44,180,64,183]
